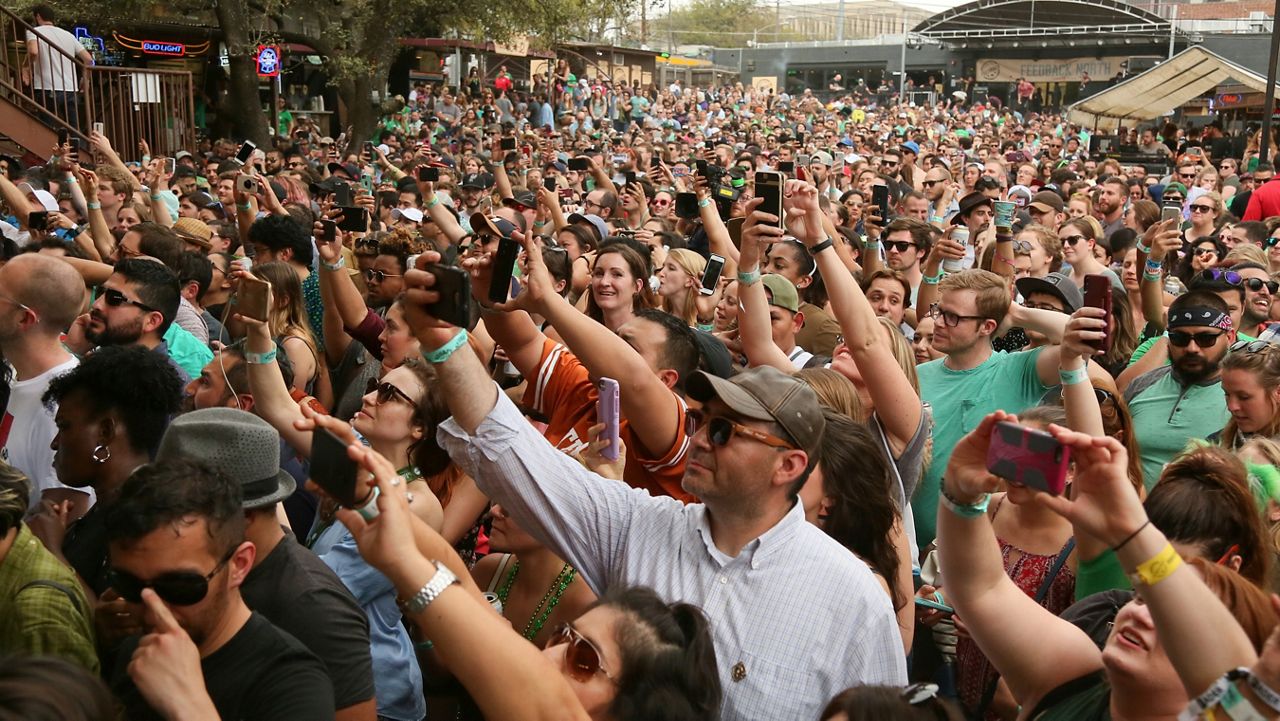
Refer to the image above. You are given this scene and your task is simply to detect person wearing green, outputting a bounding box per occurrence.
[915,269,1072,547]
[0,468,97,672]
[1124,291,1233,489]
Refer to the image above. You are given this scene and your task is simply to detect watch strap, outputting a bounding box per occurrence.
[398,562,460,615]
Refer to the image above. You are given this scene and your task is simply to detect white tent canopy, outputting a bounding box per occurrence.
[1067,45,1278,130]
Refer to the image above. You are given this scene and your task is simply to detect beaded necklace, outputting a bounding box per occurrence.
[496,560,577,641]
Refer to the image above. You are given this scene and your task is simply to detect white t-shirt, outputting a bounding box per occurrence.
[0,356,90,513]
[25,25,83,92]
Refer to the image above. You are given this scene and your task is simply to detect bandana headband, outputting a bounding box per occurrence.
[1167,306,1232,331]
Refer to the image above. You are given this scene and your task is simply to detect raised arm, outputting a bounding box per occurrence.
[419,181,467,245]
[74,167,116,262]
[0,173,35,228]
[1140,219,1180,334]
[241,306,312,453]
[735,200,796,372]
[695,177,739,274]
[89,131,142,194]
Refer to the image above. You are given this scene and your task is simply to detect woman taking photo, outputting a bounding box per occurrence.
[250,261,333,411]
[334,435,723,721]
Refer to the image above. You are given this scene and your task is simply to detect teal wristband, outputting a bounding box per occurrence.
[237,202,252,211]
[930,215,944,223]
[864,239,880,248]
[697,197,712,208]
[923,270,944,285]
[939,485,991,518]
[244,348,277,365]
[1143,271,1162,283]
[736,267,761,286]
[424,329,468,364]
[425,195,440,209]
[1059,365,1089,386]
[87,201,101,210]
[1144,258,1162,271]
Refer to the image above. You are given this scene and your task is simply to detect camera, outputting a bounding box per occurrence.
[697,162,744,203]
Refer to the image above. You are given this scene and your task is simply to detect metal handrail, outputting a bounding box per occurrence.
[0,5,195,158]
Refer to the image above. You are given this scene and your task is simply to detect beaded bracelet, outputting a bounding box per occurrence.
[424,329,468,364]
[1058,365,1089,386]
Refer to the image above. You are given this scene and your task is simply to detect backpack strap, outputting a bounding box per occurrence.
[18,578,84,616]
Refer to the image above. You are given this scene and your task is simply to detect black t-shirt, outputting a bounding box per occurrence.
[112,612,335,721]
[241,533,375,709]
[62,502,111,596]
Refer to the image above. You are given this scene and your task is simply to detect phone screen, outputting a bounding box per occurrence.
[27,211,48,231]
[569,157,590,171]
[544,177,557,191]
[235,141,256,165]
[501,137,517,151]
[333,182,353,207]
[700,254,725,294]
[310,428,364,507]
[872,185,891,220]
[488,237,520,305]
[755,171,784,227]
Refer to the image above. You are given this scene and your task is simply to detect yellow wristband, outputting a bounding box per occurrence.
[1128,543,1182,587]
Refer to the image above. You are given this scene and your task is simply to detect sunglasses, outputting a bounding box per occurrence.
[884,240,917,253]
[1244,278,1280,294]
[364,269,403,284]
[1188,204,1215,214]
[1056,385,1116,406]
[364,378,416,406]
[108,546,236,606]
[1193,247,1218,257]
[684,408,796,450]
[1011,238,1034,254]
[1200,268,1242,285]
[1267,237,1280,249]
[1231,340,1275,354]
[1163,196,1183,205]
[544,623,617,684]
[921,180,940,188]
[1168,330,1226,348]
[1061,234,1087,246]
[1179,173,1196,180]
[102,288,157,313]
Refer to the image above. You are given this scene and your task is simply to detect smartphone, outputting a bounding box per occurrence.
[797,153,811,167]
[1161,204,1182,224]
[164,157,176,176]
[796,131,806,146]
[27,210,48,231]
[319,219,337,242]
[674,192,699,220]
[488,236,520,305]
[872,184,891,221]
[236,175,258,195]
[704,140,715,151]
[569,157,590,171]
[700,253,725,295]
[521,145,532,159]
[93,122,104,136]
[777,160,795,174]
[333,182,353,207]
[623,171,637,186]
[649,155,661,170]
[337,206,369,233]
[232,273,271,322]
[362,141,375,157]
[500,137,517,151]
[360,172,374,194]
[596,377,620,461]
[310,428,365,508]
[57,128,70,147]
[986,421,1071,496]
[914,597,955,615]
[235,140,256,166]
[417,166,439,183]
[543,177,557,192]
[1082,274,1113,354]
[755,171,784,227]
[424,263,472,328]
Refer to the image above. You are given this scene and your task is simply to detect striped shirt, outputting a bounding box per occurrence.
[439,388,907,720]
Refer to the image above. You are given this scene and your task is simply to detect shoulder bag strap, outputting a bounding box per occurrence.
[486,553,514,594]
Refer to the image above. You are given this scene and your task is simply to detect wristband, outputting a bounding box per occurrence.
[355,485,381,521]
[237,202,252,211]
[244,348,277,365]
[425,195,440,209]
[1145,258,1162,272]
[736,267,761,286]
[150,194,165,201]
[930,215,945,223]
[1136,240,1151,254]
[1127,542,1182,587]
[697,197,712,208]
[64,177,77,185]
[1058,365,1089,386]
[1247,668,1280,714]
[321,256,346,272]
[87,201,101,210]
[808,238,834,256]
[939,482,990,518]
[1143,271,1163,283]
[923,270,943,285]
[1112,520,1151,552]
[423,329,468,364]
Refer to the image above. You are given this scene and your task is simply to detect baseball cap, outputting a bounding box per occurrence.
[810,151,834,167]
[392,207,424,224]
[460,172,495,190]
[327,162,359,180]
[1015,271,1083,313]
[901,141,920,156]
[503,190,537,210]
[470,213,518,239]
[1029,190,1065,214]
[567,213,608,244]
[685,365,826,456]
[32,189,58,212]
[761,274,800,313]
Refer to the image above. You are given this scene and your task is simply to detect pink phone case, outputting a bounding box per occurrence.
[986,421,1070,495]
[597,378,620,461]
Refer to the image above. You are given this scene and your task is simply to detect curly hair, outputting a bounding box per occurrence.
[43,345,184,456]
[377,226,428,271]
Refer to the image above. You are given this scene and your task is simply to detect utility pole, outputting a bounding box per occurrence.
[1168,4,1177,59]
[1263,0,1280,163]
[899,17,908,99]
[837,0,846,42]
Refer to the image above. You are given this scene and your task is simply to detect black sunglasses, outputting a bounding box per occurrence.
[363,268,403,284]
[108,546,237,606]
[1061,234,1087,246]
[102,288,157,313]
[1168,330,1226,348]
[1243,278,1280,294]
[365,378,415,406]
[884,240,917,253]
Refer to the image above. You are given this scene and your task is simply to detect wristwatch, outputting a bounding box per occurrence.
[397,562,459,615]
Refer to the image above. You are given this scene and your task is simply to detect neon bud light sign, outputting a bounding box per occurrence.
[142,41,186,56]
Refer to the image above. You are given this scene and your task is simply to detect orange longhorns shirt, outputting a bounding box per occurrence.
[522,340,694,502]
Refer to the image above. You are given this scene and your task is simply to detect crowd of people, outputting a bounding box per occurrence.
[8,22,1280,719]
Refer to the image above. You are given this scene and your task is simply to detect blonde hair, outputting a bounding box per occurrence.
[660,248,707,326]
[937,268,1011,326]
[795,367,865,422]
[1199,190,1225,217]
[1019,224,1064,273]
[879,316,920,394]
[1226,244,1269,268]
[1220,344,1280,449]
[251,262,321,365]
[1069,192,1094,216]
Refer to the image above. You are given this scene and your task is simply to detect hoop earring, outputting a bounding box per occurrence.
[92,444,111,464]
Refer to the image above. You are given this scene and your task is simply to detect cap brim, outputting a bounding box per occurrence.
[686,371,776,424]
[1028,202,1055,213]
[469,212,502,237]
[242,470,296,509]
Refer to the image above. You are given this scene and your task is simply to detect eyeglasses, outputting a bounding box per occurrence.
[1200,268,1242,286]
[364,378,416,406]
[108,546,237,606]
[1243,278,1280,294]
[1194,247,1219,258]
[684,408,796,450]
[544,623,617,684]
[884,240,917,253]
[650,198,671,206]
[364,269,403,284]
[1168,330,1227,348]
[0,290,35,320]
[1061,234,1087,246]
[102,288,157,313]
[1189,204,1215,214]
[927,303,987,327]
[1024,301,1067,313]
[1231,340,1274,353]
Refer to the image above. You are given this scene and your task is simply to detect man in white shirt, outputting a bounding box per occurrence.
[0,254,89,515]
[22,5,93,133]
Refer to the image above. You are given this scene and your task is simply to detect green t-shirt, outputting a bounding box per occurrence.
[277,109,293,137]
[1124,366,1229,488]
[915,348,1050,547]
[163,322,214,380]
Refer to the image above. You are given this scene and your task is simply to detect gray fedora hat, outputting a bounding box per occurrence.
[156,408,296,509]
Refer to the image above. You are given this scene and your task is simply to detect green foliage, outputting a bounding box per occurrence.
[651,0,804,46]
